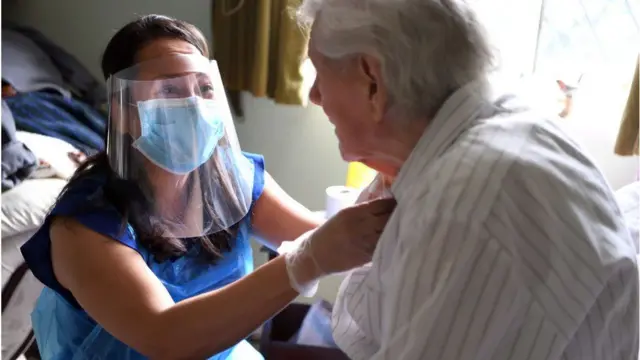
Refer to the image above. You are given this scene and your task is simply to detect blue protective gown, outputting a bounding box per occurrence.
[21,152,266,360]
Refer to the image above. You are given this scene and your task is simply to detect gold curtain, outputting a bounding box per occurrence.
[212,0,310,116]
[614,55,639,156]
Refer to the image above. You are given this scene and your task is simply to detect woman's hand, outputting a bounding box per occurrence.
[281,198,396,295]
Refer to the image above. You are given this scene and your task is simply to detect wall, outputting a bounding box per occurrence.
[5,0,638,304]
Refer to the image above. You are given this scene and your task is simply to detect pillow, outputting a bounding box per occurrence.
[1,178,66,237]
[16,131,79,179]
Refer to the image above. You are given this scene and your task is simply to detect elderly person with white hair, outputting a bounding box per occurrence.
[296,0,639,359]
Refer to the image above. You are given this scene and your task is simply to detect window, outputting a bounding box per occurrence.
[534,0,639,80]
[532,0,639,119]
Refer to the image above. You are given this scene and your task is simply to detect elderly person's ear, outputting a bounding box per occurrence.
[357,54,388,122]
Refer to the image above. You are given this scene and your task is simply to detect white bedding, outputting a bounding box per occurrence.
[1,178,67,238]
[2,132,77,239]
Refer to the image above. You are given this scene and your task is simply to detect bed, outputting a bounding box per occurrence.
[1,132,84,360]
[2,23,107,360]
[2,181,65,360]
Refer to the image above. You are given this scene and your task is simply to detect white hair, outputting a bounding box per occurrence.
[297,0,494,118]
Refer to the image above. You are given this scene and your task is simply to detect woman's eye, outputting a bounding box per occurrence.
[199,84,215,98]
[159,85,179,96]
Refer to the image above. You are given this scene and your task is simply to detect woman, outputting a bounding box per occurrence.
[20,15,395,360]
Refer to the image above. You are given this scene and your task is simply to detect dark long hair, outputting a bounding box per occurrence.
[62,15,238,263]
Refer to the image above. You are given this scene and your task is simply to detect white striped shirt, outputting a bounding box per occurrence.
[332,80,639,360]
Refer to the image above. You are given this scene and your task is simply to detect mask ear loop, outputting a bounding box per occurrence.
[222,0,245,16]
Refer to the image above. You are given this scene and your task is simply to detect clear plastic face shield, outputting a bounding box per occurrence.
[106,54,254,238]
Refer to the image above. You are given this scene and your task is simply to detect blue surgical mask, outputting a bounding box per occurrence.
[133,96,225,174]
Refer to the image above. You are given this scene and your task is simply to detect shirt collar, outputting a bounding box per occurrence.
[390,79,496,202]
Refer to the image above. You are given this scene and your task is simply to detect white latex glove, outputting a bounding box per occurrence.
[280,174,392,255]
[278,229,318,297]
[278,198,396,297]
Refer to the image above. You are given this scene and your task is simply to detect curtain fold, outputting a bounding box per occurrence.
[212,0,310,116]
[614,55,639,156]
